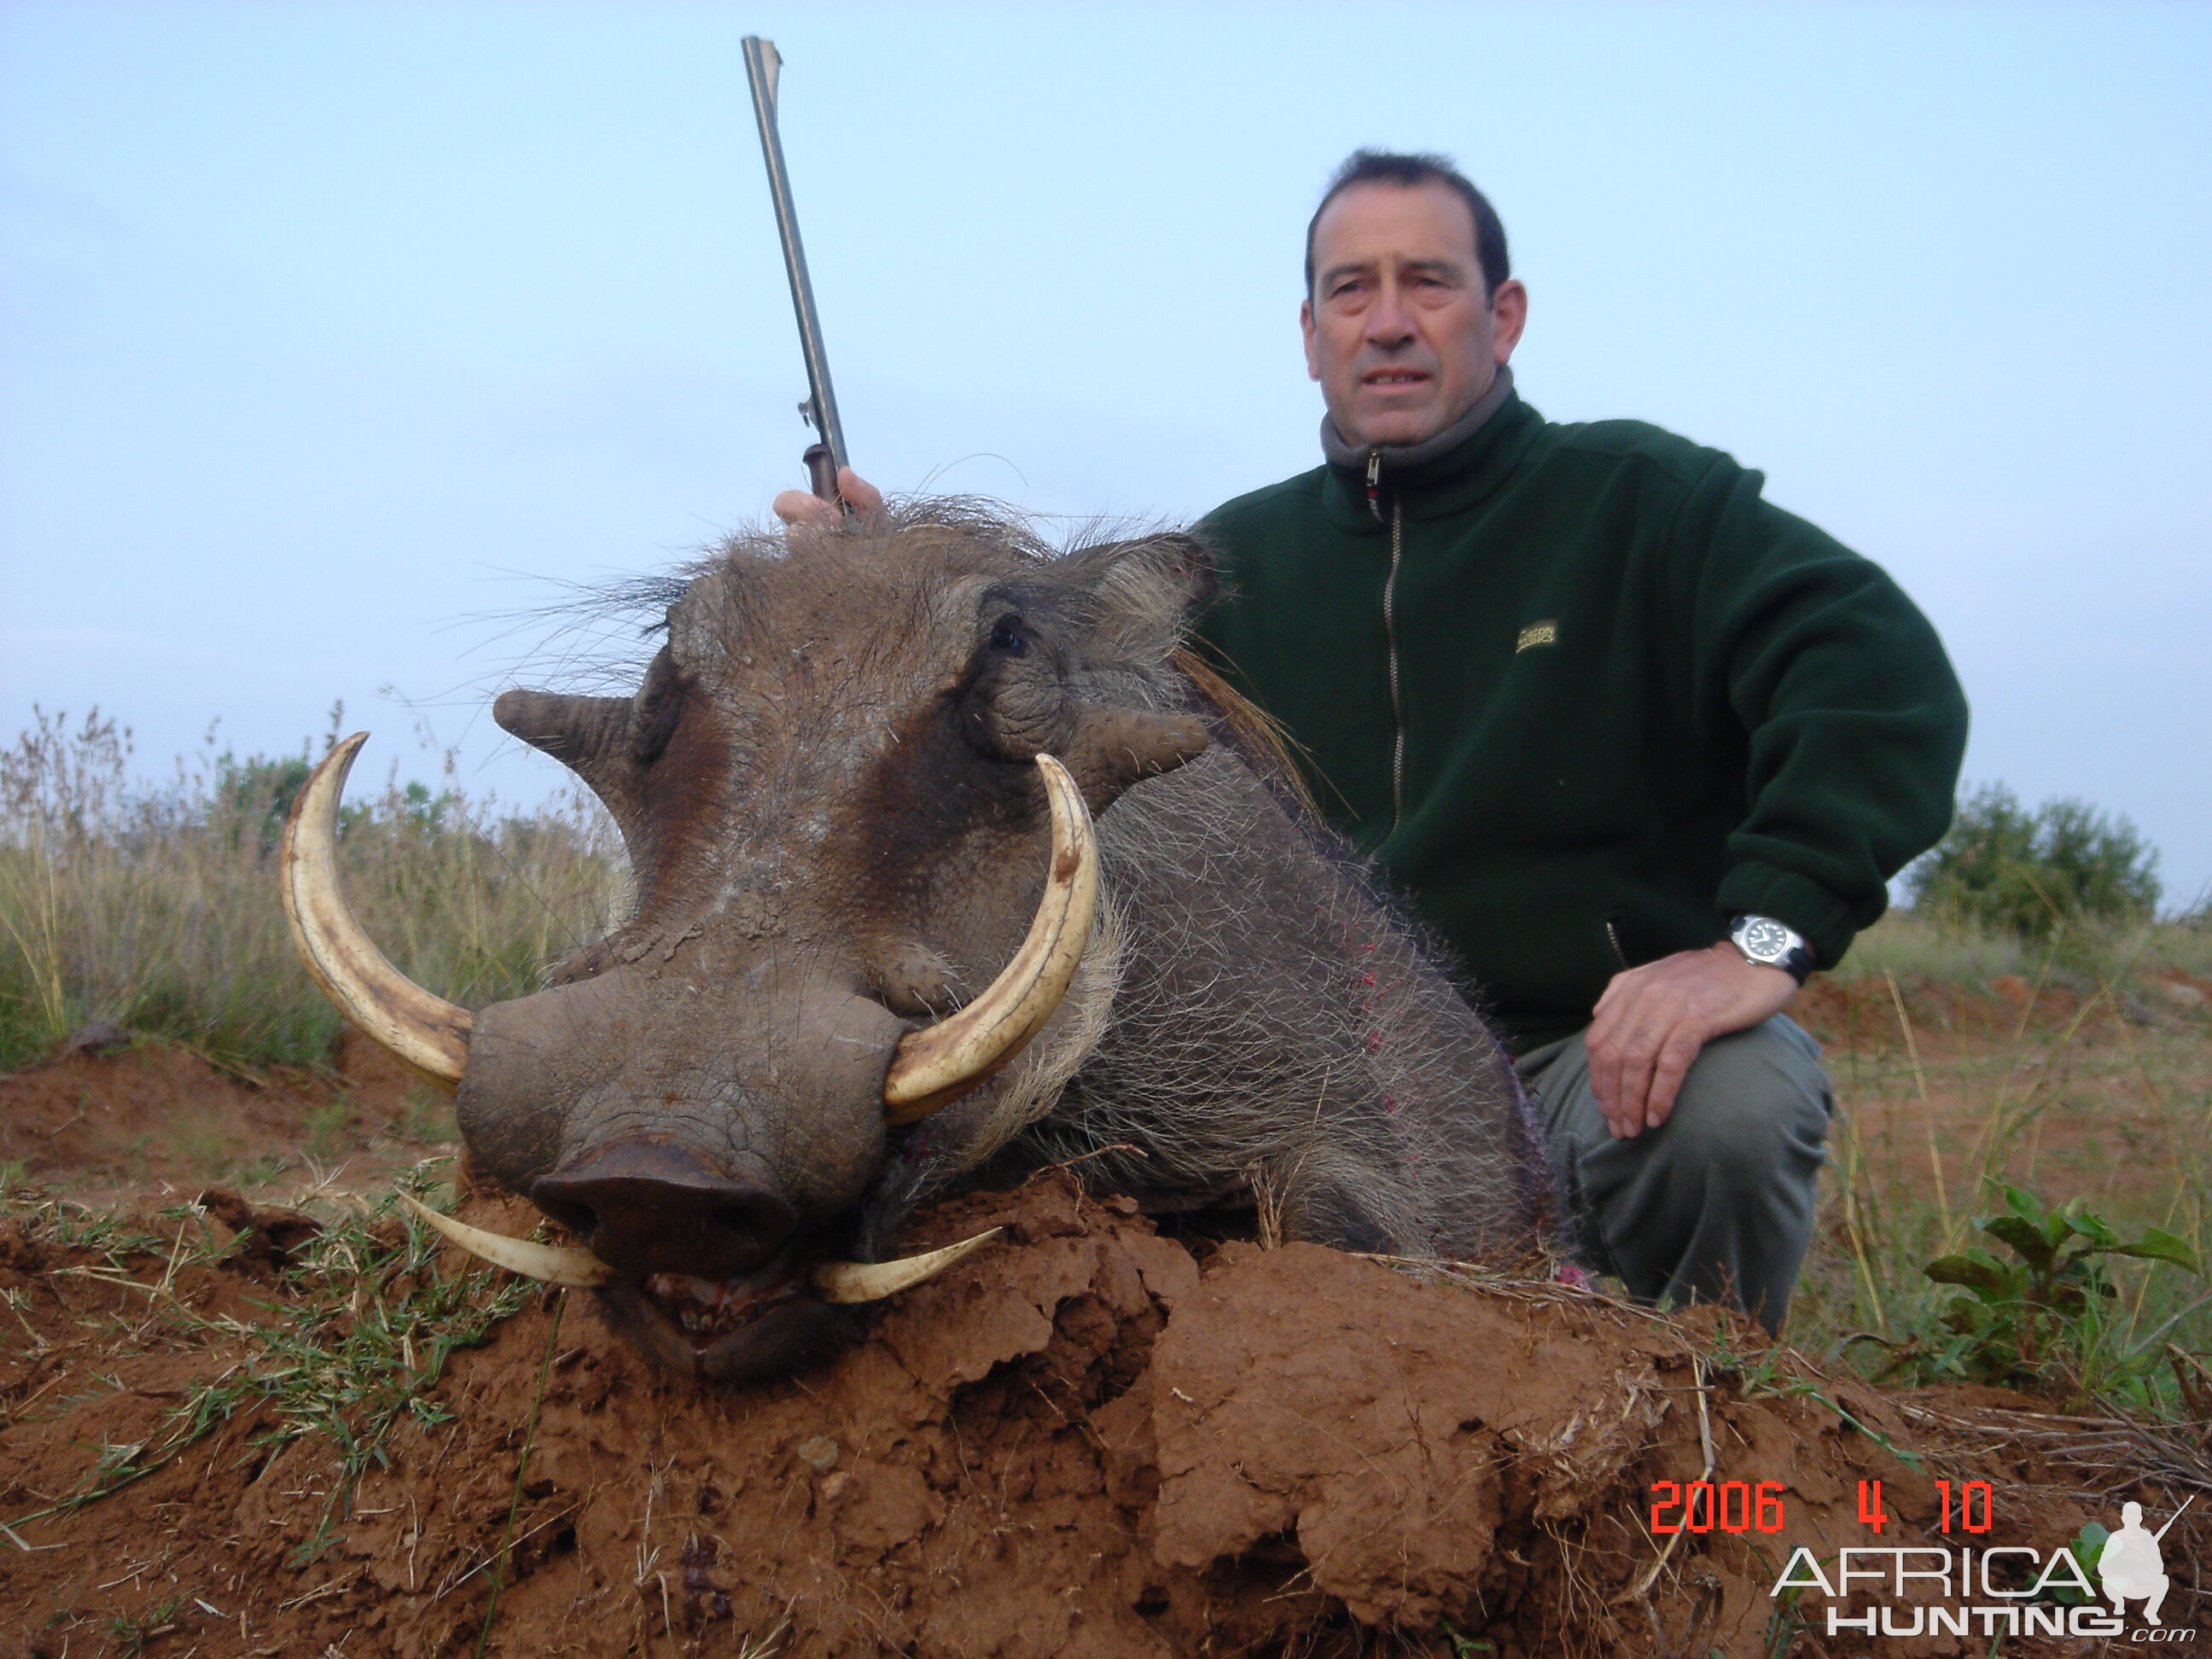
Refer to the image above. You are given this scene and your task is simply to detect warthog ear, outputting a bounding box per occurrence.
[1057,532,1218,667]
[626,645,685,765]
[495,645,689,816]
[494,689,647,830]
[1063,705,1209,812]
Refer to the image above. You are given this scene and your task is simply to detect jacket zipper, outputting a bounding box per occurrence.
[1605,918,1628,969]
[1383,494,1406,834]
[1365,450,1406,834]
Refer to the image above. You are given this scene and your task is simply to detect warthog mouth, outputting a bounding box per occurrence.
[400,1194,999,1381]
[643,1265,807,1341]
[612,1254,823,1380]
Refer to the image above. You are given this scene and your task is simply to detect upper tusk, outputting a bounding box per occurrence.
[280,733,473,1087]
[398,1192,618,1288]
[882,753,1099,1125]
[812,1228,1002,1303]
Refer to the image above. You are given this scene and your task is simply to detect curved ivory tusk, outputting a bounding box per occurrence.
[280,733,472,1087]
[398,1192,619,1288]
[812,1228,1002,1304]
[882,754,1099,1125]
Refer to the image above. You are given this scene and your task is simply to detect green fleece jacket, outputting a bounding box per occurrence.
[1194,389,1969,1052]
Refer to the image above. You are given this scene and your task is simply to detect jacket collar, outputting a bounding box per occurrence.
[1320,364,1516,470]
[1318,368,1540,533]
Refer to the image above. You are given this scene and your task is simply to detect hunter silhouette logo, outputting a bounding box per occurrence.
[2103,1497,2189,1627]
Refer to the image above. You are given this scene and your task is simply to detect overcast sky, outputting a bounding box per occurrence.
[4,2,2209,907]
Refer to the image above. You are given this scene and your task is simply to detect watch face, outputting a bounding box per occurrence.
[1739,917,1792,962]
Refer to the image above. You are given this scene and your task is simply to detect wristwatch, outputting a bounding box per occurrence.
[1728,914,1817,984]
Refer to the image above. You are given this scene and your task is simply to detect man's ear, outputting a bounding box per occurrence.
[1490,277,1528,364]
[1301,296,1321,381]
[1057,532,1218,667]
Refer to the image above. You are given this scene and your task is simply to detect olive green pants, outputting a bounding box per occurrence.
[1516,1014,1833,1334]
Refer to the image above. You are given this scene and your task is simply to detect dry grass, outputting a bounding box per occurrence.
[1798,912,2212,1416]
[5,708,2204,1417]
[0,708,626,1074]
[1835,903,2212,986]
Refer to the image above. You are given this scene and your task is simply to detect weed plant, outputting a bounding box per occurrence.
[1905,1183,2197,1392]
[0,708,627,1073]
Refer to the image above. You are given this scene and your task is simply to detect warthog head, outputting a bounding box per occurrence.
[282,506,1218,1379]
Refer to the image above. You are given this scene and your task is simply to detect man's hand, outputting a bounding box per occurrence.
[1586,941,1798,1138]
[771,468,883,527]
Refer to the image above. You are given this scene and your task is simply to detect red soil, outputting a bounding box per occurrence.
[3,1169,2202,1657]
[2,1025,2206,1656]
[0,1029,437,1202]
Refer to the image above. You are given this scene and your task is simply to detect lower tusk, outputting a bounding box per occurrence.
[811,1227,1002,1304]
[882,753,1098,1125]
[398,1191,618,1288]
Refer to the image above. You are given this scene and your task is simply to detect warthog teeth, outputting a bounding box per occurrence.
[398,1194,1000,1307]
[811,1228,1003,1304]
[397,1192,619,1288]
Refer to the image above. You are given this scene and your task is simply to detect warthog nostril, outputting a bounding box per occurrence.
[532,1139,799,1281]
[535,1196,597,1237]
[711,1203,769,1237]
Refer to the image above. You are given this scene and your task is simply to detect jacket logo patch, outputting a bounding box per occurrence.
[1515,620,1559,653]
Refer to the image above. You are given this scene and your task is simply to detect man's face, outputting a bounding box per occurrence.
[1301,180,1528,447]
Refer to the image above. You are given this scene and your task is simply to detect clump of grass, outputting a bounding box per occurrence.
[2150,905,2212,979]
[1830,910,2036,984]
[4,1173,540,1560]
[108,1594,186,1657]
[1833,905,2212,996]
[0,707,627,1073]
[242,1178,542,1562]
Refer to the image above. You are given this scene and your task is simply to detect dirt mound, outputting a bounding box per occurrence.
[0,1030,436,1200]
[2,1173,2201,1656]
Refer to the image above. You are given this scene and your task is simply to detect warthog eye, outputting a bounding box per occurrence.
[988,615,1027,656]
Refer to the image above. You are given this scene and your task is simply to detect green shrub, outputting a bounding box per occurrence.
[1908,783,2161,938]
[1913,1183,2199,1394]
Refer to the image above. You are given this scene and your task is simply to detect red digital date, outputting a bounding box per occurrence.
[1650,1480,1786,1534]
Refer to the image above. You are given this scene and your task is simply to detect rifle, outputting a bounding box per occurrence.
[2152,1493,2194,1543]
[741,37,850,510]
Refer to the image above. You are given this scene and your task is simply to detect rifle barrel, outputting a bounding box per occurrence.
[2151,1493,2193,1542]
[742,37,848,492]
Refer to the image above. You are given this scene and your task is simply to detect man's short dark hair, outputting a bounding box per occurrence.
[1304,150,1511,300]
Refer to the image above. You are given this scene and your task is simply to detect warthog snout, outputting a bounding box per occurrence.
[532,1139,800,1281]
